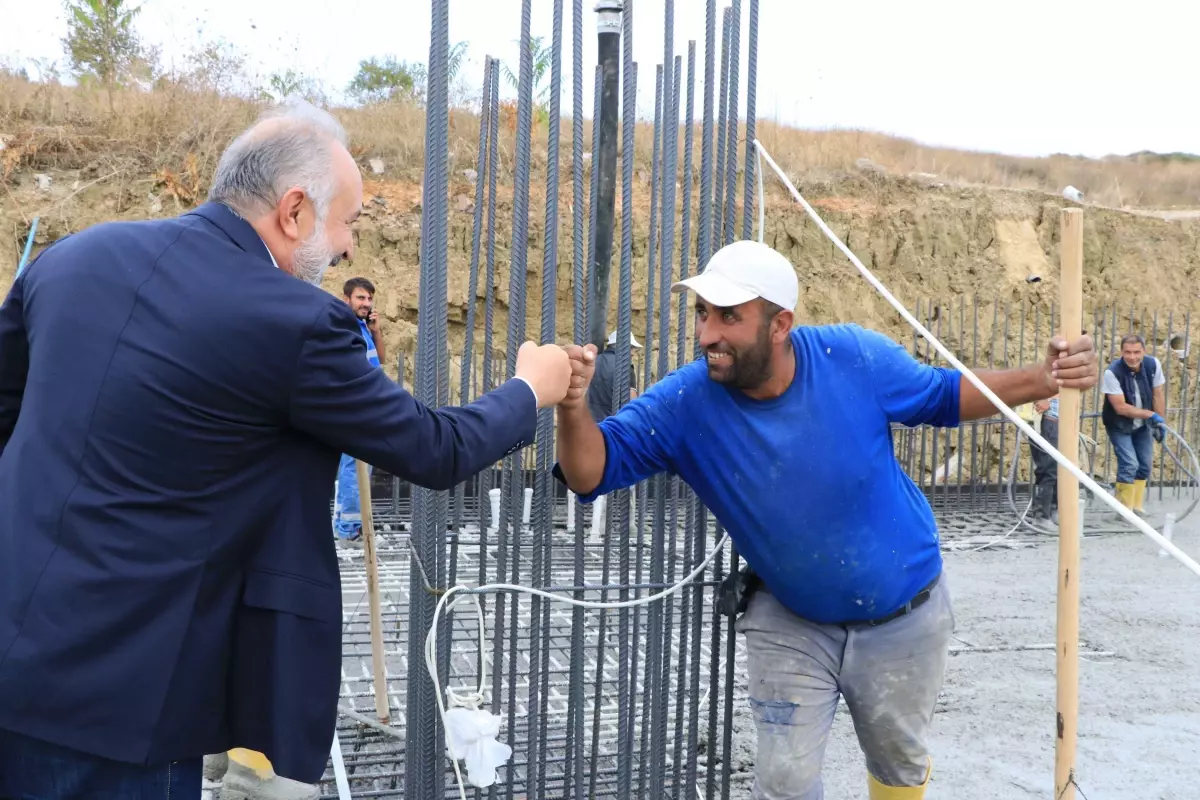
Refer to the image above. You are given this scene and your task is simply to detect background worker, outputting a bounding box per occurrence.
[1101,333,1165,515]
[584,330,641,539]
[333,276,386,542]
[1030,393,1060,520]
[553,240,1097,800]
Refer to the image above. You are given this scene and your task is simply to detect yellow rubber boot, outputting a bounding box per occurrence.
[227,748,275,779]
[224,748,319,800]
[868,758,931,799]
[1132,479,1148,515]
[1115,482,1134,509]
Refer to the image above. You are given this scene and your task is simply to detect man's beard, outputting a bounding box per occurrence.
[706,327,774,390]
[292,224,342,286]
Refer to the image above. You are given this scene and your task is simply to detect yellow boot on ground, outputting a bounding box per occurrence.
[1133,478,1148,515]
[221,749,318,800]
[868,759,931,799]
[1115,482,1134,509]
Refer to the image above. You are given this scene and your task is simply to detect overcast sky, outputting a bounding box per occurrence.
[2,0,1197,159]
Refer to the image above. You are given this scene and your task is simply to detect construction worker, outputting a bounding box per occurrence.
[553,240,1097,799]
[584,330,641,539]
[333,276,386,542]
[1101,333,1165,516]
[1030,393,1060,520]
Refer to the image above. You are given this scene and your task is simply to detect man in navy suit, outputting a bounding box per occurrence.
[0,100,572,799]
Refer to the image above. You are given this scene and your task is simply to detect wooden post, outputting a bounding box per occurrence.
[1055,207,1084,799]
[356,459,390,724]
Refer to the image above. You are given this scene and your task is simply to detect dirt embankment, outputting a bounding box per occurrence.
[5,167,1200,396]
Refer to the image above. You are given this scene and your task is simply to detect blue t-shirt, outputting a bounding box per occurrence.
[358,319,381,369]
[573,324,961,624]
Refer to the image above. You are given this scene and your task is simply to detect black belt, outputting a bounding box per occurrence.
[861,572,941,627]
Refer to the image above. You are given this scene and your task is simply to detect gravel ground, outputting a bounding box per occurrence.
[724,496,1200,800]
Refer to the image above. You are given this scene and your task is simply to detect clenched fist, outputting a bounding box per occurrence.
[558,343,598,411]
[1044,333,1097,391]
[514,341,572,409]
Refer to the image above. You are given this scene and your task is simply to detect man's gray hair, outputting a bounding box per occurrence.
[208,99,349,221]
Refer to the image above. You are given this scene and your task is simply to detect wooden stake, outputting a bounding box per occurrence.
[1055,207,1084,799]
[356,459,390,724]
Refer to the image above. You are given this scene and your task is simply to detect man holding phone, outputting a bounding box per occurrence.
[333,276,386,541]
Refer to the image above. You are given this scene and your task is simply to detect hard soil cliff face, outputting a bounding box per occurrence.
[5,166,1200,397]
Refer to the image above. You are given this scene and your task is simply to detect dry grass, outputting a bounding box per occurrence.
[3,72,1199,211]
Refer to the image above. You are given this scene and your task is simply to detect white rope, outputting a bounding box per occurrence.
[425,527,731,800]
[751,138,1200,579]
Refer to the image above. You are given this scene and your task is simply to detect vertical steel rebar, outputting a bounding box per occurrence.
[647,42,681,799]
[633,62,664,799]
[712,6,731,247]
[613,4,638,792]
[721,0,741,247]
[407,0,451,792]
[527,1,565,793]
[669,40,697,800]
[740,0,759,241]
[566,2,587,795]
[457,56,494,532]
[687,5,717,791]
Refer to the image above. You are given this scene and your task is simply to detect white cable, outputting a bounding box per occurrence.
[751,138,1200,580]
[426,528,731,800]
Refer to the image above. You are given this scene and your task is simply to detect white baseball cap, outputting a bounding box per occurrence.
[671,240,798,312]
[607,330,642,349]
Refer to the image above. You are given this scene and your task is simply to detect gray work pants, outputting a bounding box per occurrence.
[735,575,954,799]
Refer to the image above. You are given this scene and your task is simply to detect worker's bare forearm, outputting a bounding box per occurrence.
[959,365,1057,421]
[1154,389,1165,418]
[556,405,607,495]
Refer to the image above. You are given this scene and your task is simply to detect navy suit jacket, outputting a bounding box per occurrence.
[0,202,536,782]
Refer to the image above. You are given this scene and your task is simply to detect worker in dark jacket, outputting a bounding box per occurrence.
[1101,334,1165,515]
[584,331,642,538]
[0,99,571,799]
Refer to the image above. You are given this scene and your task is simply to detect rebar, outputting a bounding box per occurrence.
[713,6,731,246]
[740,0,759,241]
[721,0,741,247]
[456,56,494,532]
[567,1,588,795]
[613,2,637,791]
[406,0,451,792]
[527,1,565,794]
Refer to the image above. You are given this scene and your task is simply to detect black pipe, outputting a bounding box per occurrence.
[589,0,622,350]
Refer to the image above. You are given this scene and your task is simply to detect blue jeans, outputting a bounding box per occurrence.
[1109,425,1154,483]
[0,727,200,799]
[333,453,370,538]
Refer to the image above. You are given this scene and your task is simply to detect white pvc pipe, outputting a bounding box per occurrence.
[566,490,576,532]
[330,732,352,800]
[488,488,500,531]
[522,487,533,525]
[753,138,1200,580]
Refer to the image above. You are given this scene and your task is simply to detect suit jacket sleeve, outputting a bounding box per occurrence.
[288,301,537,490]
[0,271,28,457]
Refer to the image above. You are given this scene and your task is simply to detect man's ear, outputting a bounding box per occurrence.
[277,187,307,242]
[773,309,794,342]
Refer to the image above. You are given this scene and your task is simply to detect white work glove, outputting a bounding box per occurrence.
[444,707,513,788]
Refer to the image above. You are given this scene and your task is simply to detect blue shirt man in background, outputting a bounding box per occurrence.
[554,240,1097,800]
[333,276,387,541]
